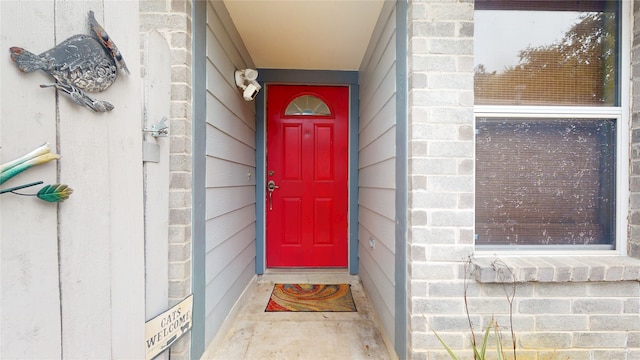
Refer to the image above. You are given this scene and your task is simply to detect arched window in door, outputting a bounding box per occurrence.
[284,95,331,116]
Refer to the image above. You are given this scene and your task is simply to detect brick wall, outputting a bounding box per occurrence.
[630,0,640,258]
[407,0,640,359]
[407,0,475,358]
[140,1,193,359]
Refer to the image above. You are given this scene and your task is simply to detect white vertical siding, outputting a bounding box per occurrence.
[1,1,144,358]
[358,3,397,346]
[1,2,60,358]
[204,0,257,345]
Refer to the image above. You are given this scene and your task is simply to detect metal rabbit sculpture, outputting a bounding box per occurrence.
[9,11,128,112]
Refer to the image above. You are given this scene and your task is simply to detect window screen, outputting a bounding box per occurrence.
[475,118,616,248]
[474,0,618,106]
[474,1,622,249]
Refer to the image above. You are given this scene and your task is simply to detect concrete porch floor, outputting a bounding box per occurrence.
[204,272,397,360]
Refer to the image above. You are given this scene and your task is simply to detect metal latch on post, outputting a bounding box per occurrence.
[142,117,169,137]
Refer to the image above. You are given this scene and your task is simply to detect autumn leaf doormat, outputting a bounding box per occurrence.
[265,284,357,312]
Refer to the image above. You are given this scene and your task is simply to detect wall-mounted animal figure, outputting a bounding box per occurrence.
[9,11,127,111]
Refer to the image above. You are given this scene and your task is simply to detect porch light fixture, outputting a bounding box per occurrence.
[234,68,261,101]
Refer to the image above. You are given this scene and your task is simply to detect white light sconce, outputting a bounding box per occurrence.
[234,69,261,101]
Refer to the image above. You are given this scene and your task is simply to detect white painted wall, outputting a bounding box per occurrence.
[1,1,144,358]
[358,2,398,347]
[204,0,257,346]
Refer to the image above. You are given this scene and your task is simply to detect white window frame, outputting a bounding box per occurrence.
[473,0,631,256]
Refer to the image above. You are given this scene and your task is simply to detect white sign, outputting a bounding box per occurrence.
[145,294,193,360]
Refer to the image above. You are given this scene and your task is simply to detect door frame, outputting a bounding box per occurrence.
[255,70,360,274]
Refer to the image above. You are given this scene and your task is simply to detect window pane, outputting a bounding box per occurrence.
[475,118,616,248]
[474,2,618,106]
[284,95,331,116]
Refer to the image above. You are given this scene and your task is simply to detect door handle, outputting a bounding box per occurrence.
[267,180,279,210]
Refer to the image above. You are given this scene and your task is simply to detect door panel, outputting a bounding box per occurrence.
[266,85,349,267]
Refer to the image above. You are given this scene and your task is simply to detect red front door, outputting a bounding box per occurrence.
[266,85,349,268]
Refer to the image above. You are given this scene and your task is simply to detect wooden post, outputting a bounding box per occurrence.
[103,1,145,358]
[56,2,145,358]
[143,30,171,360]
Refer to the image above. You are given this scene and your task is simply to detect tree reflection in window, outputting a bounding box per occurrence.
[474,3,618,106]
[284,95,331,116]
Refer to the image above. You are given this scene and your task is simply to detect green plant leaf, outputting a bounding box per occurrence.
[432,330,460,360]
[473,347,482,360]
[37,184,73,202]
[479,319,492,358]
[495,323,504,360]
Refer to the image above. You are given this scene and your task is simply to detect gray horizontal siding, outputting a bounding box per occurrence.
[358,2,397,348]
[204,0,256,346]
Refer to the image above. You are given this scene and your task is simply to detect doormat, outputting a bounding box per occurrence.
[265,284,357,312]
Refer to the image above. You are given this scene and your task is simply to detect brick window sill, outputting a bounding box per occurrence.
[472,255,640,283]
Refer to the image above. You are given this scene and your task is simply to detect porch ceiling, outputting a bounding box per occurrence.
[223,0,386,71]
